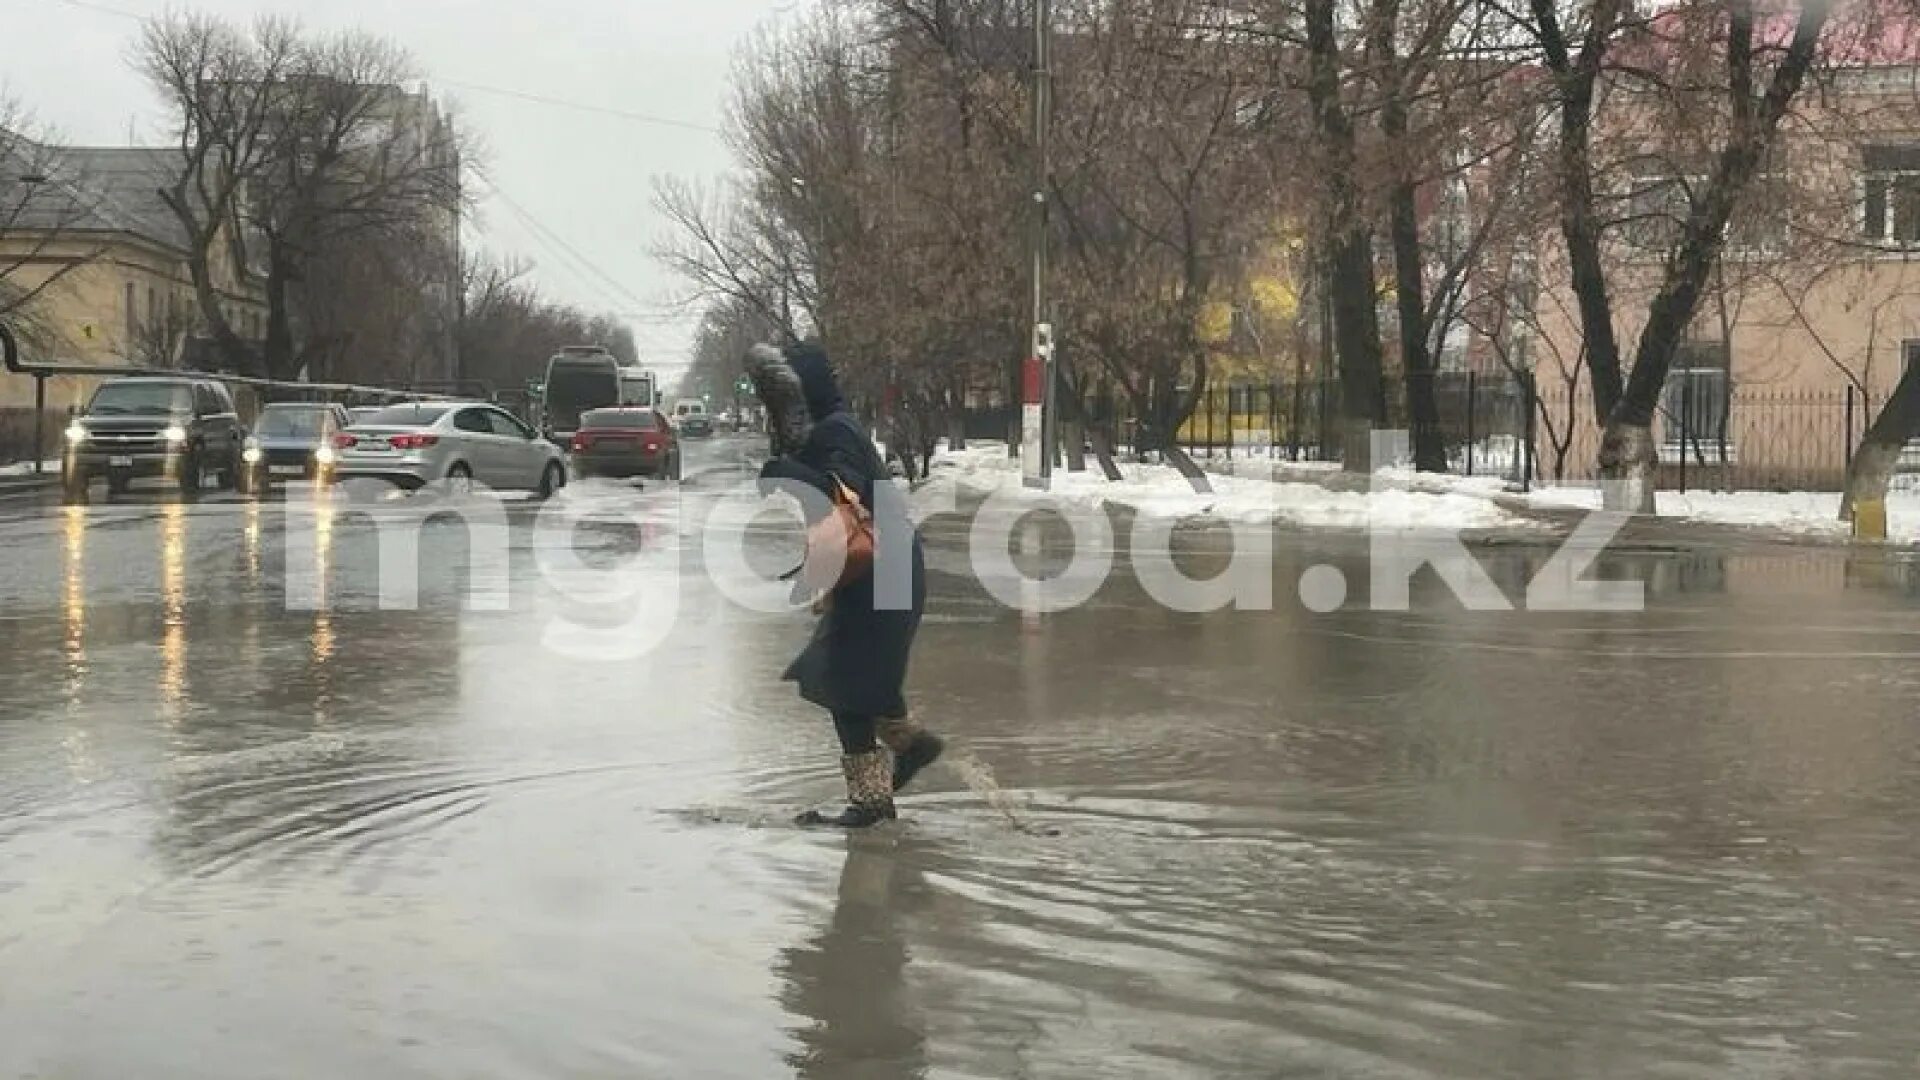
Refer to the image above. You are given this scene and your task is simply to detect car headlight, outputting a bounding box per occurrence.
[163,425,188,445]
[65,423,87,444]
[242,446,262,465]
[313,446,336,466]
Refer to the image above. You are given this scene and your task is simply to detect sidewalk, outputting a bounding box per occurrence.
[919,443,1539,533]
[921,442,1920,545]
[0,460,61,499]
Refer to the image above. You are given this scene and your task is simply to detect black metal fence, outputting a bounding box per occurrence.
[999,373,1890,494]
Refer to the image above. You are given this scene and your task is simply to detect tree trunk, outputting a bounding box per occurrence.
[1370,0,1445,474]
[945,383,967,451]
[1598,419,1658,514]
[1162,445,1212,490]
[1062,414,1086,472]
[1842,363,1920,520]
[1305,0,1385,472]
[1530,0,1629,420]
[1390,181,1446,472]
[263,249,298,381]
[186,236,254,375]
[1163,357,1213,492]
[1087,424,1123,481]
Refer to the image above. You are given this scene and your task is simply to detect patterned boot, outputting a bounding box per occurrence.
[877,715,945,794]
[795,749,897,828]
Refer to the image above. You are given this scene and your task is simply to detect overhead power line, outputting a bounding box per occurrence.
[44,0,721,136]
[437,80,721,135]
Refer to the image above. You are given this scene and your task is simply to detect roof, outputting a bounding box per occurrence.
[0,136,189,254]
[1627,0,1920,70]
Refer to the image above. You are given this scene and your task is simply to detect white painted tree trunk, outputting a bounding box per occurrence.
[1598,421,1657,514]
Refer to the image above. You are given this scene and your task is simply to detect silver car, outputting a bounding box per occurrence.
[332,401,568,497]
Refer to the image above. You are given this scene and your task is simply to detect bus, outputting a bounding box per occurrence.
[617,366,657,409]
[542,347,621,442]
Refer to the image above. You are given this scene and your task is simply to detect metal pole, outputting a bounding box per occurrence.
[1028,0,1053,484]
[1680,376,1692,495]
[1522,370,1537,493]
[1207,387,1215,458]
[33,373,45,475]
[1268,382,1278,460]
[1845,382,1856,482]
[1466,371,1477,477]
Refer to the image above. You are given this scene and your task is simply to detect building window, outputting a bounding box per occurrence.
[1862,145,1920,245]
[1622,171,1692,250]
[1626,163,1786,254]
[1660,340,1732,461]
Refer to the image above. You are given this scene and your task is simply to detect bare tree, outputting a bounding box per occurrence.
[1526,0,1832,510]
[138,14,464,381]
[138,12,295,374]
[0,93,110,350]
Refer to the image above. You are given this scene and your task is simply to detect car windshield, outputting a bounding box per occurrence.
[87,382,192,416]
[581,409,658,430]
[356,405,450,428]
[257,407,333,437]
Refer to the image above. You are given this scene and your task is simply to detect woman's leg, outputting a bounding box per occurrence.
[831,710,878,755]
[797,712,895,828]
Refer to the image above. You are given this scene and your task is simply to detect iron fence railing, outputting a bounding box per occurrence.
[964,371,1891,495]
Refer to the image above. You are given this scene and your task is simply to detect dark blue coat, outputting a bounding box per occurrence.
[759,347,926,718]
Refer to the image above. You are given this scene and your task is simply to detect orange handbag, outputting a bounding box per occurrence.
[803,476,875,592]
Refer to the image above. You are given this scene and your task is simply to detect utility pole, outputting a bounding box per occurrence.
[1023,0,1055,489]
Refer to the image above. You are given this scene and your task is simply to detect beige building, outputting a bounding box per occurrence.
[0,141,265,423]
[1529,47,1920,490]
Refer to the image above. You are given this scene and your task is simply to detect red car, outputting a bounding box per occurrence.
[570,407,681,480]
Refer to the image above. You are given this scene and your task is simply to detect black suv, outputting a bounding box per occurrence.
[65,377,247,500]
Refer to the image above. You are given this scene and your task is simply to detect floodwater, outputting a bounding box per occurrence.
[4,438,1920,1078]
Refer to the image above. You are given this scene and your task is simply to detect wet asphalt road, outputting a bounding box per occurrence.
[6,435,1920,1078]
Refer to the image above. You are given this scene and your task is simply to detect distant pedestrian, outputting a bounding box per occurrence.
[756,341,944,827]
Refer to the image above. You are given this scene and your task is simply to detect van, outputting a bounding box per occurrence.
[672,399,712,438]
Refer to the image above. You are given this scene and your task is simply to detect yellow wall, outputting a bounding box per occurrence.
[0,230,265,411]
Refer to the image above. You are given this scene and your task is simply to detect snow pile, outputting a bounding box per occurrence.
[0,460,59,479]
[921,443,1532,531]
[1523,486,1920,540]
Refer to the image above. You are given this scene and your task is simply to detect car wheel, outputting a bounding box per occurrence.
[445,462,473,496]
[671,451,682,482]
[535,461,564,500]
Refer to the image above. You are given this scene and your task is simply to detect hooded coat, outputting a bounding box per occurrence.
[759,344,926,718]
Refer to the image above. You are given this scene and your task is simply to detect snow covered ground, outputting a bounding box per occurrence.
[1519,486,1920,540]
[0,460,58,479]
[921,441,1920,541]
[919,443,1534,532]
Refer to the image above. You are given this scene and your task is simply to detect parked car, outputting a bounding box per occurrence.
[346,406,386,426]
[571,407,680,481]
[64,376,245,500]
[244,402,353,488]
[331,401,568,497]
[673,399,712,438]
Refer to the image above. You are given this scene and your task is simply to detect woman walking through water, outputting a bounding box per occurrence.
[756,341,944,827]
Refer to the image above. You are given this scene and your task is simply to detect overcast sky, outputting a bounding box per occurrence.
[7,0,792,384]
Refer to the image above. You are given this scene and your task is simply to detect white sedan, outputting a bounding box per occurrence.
[331,401,567,497]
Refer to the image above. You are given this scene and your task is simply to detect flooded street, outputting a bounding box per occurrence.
[5,437,1920,1078]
